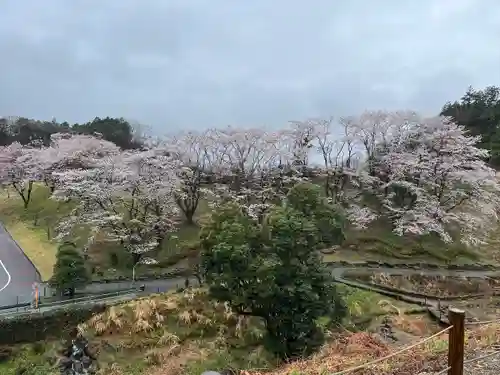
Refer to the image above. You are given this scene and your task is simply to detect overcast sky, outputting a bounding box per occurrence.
[0,0,499,133]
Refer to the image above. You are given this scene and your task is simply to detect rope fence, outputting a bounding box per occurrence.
[330,326,452,375]
[465,317,500,326]
[331,307,500,375]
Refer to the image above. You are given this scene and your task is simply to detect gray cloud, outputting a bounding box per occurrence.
[0,0,499,132]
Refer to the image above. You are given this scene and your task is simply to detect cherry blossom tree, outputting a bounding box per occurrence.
[289,111,500,241]
[205,126,303,222]
[288,117,377,229]
[0,142,41,208]
[294,117,358,201]
[345,110,419,176]
[288,120,319,171]
[53,145,180,263]
[214,126,281,187]
[169,130,222,224]
[374,115,500,245]
[35,133,121,193]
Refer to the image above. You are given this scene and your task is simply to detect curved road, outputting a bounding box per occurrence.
[0,223,41,306]
[0,262,499,316]
[1,216,500,316]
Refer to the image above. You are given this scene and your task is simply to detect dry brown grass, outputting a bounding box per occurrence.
[245,321,500,375]
[77,288,266,375]
[377,300,432,336]
[7,286,497,375]
[245,331,438,375]
[80,288,262,340]
[368,273,500,297]
[78,286,445,375]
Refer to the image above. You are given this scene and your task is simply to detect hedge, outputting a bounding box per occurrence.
[0,304,107,345]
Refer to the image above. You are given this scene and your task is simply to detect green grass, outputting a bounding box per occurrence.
[337,284,425,330]
[0,183,495,283]
[0,184,205,281]
[323,218,486,266]
[0,343,58,375]
[0,185,72,281]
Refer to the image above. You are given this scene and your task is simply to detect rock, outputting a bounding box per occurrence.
[378,316,397,342]
[201,372,223,375]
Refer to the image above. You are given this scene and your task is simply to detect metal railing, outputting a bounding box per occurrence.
[0,282,141,311]
[0,289,138,317]
[0,279,187,318]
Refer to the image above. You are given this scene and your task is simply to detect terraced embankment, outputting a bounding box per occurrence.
[1,258,499,321]
[330,261,500,324]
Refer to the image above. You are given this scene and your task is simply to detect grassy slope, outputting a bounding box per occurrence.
[0,185,498,374]
[0,185,208,281]
[324,219,487,265]
[0,183,495,282]
[0,286,428,375]
[5,285,500,375]
[0,185,69,281]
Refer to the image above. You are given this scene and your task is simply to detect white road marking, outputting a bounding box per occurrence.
[0,259,11,293]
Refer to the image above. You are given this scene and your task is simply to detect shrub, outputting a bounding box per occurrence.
[50,241,89,296]
[286,182,345,248]
[201,182,346,359]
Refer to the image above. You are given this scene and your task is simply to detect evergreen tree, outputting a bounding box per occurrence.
[442,86,500,167]
[51,242,89,297]
[200,182,346,359]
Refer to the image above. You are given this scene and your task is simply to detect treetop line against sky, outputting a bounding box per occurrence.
[2,113,499,251]
[0,0,499,132]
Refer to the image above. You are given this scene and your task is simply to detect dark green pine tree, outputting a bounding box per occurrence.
[442,85,500,167]
[200,182,346,359]
[51,242,89,297]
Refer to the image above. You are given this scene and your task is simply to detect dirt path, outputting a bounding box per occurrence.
[331,265,500,310]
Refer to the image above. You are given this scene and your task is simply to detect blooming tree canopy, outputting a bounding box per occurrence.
[2,109,496,258]
[376,115,500,245]
[169,130,223,224]
[53,145,180,261]
[290,111,500,244]
[0,142,42,208]
[35,133,121,192]
[204,126,305,221]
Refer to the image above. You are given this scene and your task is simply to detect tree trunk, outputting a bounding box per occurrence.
[184,211,195,225]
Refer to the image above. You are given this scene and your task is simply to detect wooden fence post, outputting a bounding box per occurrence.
[448,307,465,375]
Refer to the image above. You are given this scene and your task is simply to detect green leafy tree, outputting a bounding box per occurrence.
[286,182,345,248]
[201,182,346,359]
[442,85,500,167]
[73,117,142,149]
[51,242,89,297]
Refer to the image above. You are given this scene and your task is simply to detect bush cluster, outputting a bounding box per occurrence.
[201,182,346,359]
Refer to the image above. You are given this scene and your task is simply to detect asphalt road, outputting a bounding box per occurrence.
[0,223,41,306]
[1,259,500,317]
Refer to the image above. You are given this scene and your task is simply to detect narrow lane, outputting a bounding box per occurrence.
[0,223,41,306]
